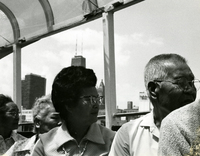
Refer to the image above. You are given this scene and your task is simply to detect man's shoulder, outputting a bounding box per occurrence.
[119,113,151,132]
[162,100,200,132]
[165,101,199,121]
[124,113,150,125]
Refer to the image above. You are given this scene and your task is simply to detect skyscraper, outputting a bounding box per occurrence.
[71,55,86,67]
[97,79,105,110]
[138,91,151,112]
[22,74,46,109]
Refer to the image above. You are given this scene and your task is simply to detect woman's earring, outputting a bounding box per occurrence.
[35,122,40,128]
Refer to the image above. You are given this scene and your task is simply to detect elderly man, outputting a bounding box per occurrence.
[109,53,197,156]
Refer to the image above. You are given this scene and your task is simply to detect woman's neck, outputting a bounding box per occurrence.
[65,120,90,144]
[0,128,12,139]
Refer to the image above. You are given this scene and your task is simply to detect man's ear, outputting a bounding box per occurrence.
[148,81,159,99]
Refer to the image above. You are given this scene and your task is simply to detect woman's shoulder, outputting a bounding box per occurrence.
[39,127,59,143]
[96,123,116,137]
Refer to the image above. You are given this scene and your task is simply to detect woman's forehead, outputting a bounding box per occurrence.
[38,105,56,116]
[5,102,18,111]
[80,87,98,95]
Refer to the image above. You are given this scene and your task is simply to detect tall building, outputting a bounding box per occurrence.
[97,80,106,126]
[97,79,105,113]
[71,55,86,67]
[22,74,46,109]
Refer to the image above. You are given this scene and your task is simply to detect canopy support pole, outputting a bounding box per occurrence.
[102,12,117,129]
[13,44,22,112]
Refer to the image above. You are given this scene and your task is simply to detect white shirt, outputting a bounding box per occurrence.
[109,112,159,156]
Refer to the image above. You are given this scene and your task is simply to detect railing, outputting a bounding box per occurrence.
[98,111,150,119]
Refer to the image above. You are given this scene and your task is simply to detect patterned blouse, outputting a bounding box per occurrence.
[4,135,36,156]
[0,131,26,155]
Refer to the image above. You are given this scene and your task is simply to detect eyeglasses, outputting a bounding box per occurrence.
[6,111,19,117]
[154,78,200,91]
[79,96,103,104]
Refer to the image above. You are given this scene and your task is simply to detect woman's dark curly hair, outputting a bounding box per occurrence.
[0,94,13,114]
[51,66,97,119]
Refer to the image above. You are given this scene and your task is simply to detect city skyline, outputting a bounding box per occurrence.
[0,0,199,109]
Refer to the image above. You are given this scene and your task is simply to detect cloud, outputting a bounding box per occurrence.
[51,28,103,51]
[128,33,164,46]
[0,27,172,109]
[0,0,199,110]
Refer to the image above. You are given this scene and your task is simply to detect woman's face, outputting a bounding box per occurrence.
[0,102,19,131]
[69,87,100,127]
[36,106,61,134]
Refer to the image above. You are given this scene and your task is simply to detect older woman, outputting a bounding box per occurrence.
[0,94,26,155]
[4,94,61,156]
[32,94,61,139]
[31,66,115,156]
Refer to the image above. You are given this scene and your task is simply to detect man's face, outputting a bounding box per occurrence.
[155,62,196,113]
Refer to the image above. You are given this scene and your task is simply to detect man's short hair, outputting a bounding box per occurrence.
[144,53,187,90]
[51,66,97,119]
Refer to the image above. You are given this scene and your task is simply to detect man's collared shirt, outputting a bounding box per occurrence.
[0,131,26,155]
[109,112,159,156]
[31,122,115,156]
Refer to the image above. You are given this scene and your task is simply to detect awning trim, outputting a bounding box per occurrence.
[0,2,19,42]
[38,0,54,32]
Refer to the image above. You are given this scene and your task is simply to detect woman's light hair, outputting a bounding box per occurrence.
[32,94,53,120]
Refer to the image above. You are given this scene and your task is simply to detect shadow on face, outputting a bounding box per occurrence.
[0,102,19,131]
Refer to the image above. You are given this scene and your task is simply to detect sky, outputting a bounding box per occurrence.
[0,0,200,109]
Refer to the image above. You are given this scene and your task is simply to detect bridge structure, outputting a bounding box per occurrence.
[0,0,145,129]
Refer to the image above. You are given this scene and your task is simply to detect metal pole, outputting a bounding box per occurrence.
[102,11,117,129]
[13,44,22,112]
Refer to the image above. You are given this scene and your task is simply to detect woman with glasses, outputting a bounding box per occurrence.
[31,66,115,156]
[0,94,26,155]
[4,94,61,156]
